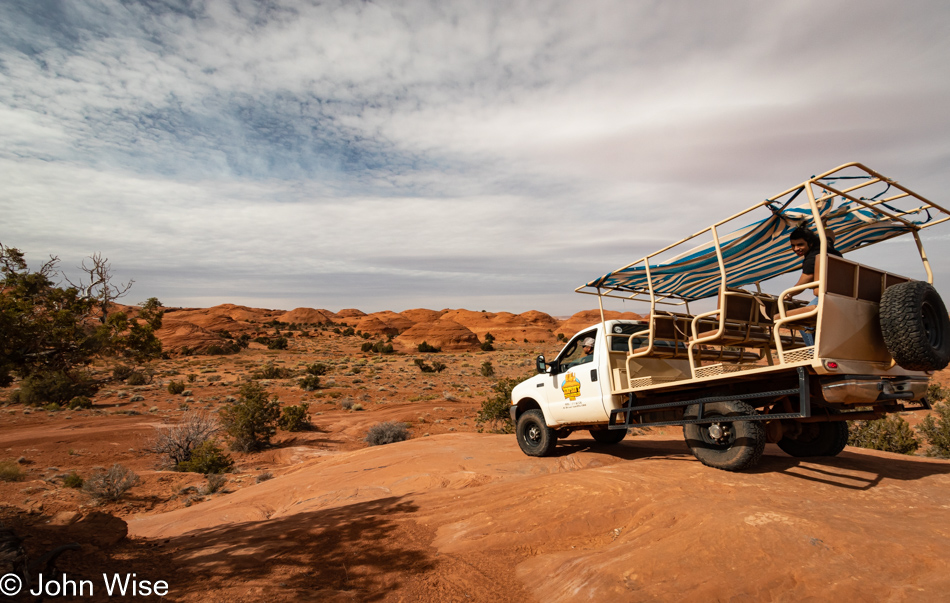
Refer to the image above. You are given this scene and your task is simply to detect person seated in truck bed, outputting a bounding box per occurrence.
[786,225,842,345]
[790,225,842,294]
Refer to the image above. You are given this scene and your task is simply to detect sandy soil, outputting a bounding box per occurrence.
[2,307,949,602]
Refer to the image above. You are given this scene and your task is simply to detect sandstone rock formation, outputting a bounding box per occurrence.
[399,308,447,323]
[557,309,643,335]
[360,311,414,335]
[394,319,481,351]
[277,307,336,325]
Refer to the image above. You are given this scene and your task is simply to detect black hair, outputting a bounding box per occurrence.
[789,226,820,249]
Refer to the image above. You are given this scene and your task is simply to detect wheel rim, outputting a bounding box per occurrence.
[698,417,736,449]
[525,423,542,447]
[921,301,943,349]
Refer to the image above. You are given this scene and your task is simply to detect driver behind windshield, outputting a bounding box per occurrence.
[570,337,596,367]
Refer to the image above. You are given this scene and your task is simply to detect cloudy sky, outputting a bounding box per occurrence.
[2,0,950,315]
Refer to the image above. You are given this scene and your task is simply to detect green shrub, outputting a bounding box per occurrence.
[219,381,281,452]
[167,380,186,395]
[432,361,447,373]
[418,341,440,353]
[63,472,84,488]
[342,327,355,337]
[556,333,566,341]
[113,365,134,381]
[475,375,528,434]
[252,363,291,380]
[206,341,242,355]
[278,404,312,431]
[480,361,495,377]
[480,341,494,351]
[0,461,25,482]
[82,464,139,501]
[362,341,394,354]
[299,374,321,391]
[414,359,435,373]
[484,332,495,344]
[17,370,98,406]
[127,371,147,386]
[267,336,289,350]
[848,415,920,455]
[202,473,227,494]
[917,401,950,459]
[365,421,410,446]
[176,439,234,474]
[67,396,93,410]
[305,363,328,376]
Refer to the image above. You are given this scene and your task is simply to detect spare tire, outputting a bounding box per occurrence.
[880,281,950,371]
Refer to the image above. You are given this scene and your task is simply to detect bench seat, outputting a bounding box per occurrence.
[632,345,759,363]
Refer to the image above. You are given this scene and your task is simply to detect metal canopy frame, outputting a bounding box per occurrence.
[575,162,950,386]
[577,162,950,306]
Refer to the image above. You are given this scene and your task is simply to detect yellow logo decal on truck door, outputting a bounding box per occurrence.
[561,373,581,400]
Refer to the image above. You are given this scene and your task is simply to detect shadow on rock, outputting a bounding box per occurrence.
[165,495,432,601]
[749,446,950,489]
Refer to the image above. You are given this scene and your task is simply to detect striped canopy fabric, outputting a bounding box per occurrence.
[586,197,926,301]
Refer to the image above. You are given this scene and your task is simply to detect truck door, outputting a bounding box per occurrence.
[546,329,607,424]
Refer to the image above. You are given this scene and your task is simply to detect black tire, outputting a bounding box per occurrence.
[516,409,557,457]
[589,428,627,445]
[777,420,849,458]
[880,281,950,371]
[683,401,765,471]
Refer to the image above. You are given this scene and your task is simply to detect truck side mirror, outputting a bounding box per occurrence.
[536,354,547,374]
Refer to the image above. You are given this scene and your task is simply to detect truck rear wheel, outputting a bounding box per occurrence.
[516,409,557,457]
[589,428,627,445]
[880,281,950,371]
[683,401,765,471]
[777,420,849,457]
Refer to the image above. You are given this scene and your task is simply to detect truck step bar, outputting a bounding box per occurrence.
[608,368,813,429]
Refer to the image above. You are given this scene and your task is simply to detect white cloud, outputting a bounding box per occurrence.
[2,0,950,314]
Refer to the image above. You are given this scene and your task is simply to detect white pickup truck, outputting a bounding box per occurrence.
[510,163,950,471]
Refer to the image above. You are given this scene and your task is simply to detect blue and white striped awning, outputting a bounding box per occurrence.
[586,197,926,301]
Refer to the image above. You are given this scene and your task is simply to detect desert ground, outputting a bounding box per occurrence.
[2,304,950,602]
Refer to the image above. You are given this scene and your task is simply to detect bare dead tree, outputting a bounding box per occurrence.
[64,252,134,323]
[150,412,221,468]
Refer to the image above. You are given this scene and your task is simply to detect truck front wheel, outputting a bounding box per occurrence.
[683,401,766,471]
[517,409,558,457]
